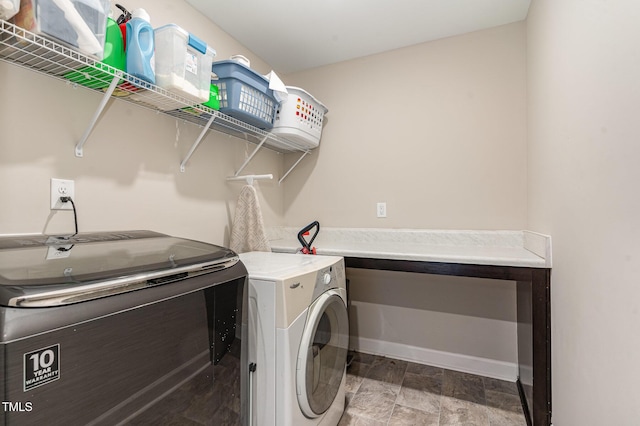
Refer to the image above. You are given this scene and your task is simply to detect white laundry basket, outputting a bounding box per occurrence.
[271,87,328,149]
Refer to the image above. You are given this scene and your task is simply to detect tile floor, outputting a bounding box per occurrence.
[339,352,527,426]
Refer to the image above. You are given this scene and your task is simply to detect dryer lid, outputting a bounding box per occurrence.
[0,230,238,307]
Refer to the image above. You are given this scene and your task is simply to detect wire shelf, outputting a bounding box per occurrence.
[0,20,310,159]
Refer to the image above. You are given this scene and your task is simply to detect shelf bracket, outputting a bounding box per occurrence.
[75,75,120,157]
[279,151,310,184]
[180,113,217,172]
[233,135,269,177]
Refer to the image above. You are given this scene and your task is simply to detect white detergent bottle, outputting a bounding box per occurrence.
[126,8,155,84]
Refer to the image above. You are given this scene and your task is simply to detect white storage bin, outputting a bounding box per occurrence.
[0,0,20,20]
[271,87,328,149]
[154,24,216,105]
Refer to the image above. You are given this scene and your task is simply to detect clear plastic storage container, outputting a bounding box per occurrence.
[11,0,110,59]
[63,16,125,89]
[154,24,216,104]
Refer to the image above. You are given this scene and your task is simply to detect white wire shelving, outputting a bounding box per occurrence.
[0,20,311,182]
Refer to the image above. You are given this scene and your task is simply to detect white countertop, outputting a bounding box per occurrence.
[267,227,551,268]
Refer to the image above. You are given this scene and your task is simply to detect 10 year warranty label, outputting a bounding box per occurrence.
[24,344,60,391]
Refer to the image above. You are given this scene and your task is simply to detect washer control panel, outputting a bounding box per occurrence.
[311,259,346,302]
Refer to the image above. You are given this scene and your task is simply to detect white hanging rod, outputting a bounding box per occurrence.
[226,174,273,185]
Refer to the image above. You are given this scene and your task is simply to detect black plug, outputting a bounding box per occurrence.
[60,196,71,203]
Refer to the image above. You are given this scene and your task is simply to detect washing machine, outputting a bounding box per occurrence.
[239,252,349,426]
[0,230,248,425]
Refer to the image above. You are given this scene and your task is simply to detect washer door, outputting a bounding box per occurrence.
[296,289,349,418]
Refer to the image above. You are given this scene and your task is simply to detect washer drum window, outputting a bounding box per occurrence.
[296,289,349,418]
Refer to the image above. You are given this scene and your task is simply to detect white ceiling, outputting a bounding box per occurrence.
[185,0,531,74]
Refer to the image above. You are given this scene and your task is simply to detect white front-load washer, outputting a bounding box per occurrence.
[240,252,349,426]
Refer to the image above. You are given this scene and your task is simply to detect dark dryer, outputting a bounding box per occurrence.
[0,230,248,425]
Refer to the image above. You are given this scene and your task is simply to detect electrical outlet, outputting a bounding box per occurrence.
[376,202,387,218]
[50,178,75,210]
[46,246,72,259]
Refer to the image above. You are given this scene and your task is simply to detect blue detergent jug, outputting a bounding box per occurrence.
[126,8,155,84]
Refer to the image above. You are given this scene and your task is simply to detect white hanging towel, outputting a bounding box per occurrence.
[229,185,271,253]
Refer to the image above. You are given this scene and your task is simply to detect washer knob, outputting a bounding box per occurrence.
[323,273,332,285]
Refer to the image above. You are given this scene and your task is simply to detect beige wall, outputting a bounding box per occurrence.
[284,22,527,230]
[527,0,640,423]
[285,23,527,375]
[0,0,285,245]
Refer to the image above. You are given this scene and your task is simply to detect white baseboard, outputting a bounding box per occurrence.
[350,336,518,381]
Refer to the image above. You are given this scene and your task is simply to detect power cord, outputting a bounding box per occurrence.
[59,196,78,236]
